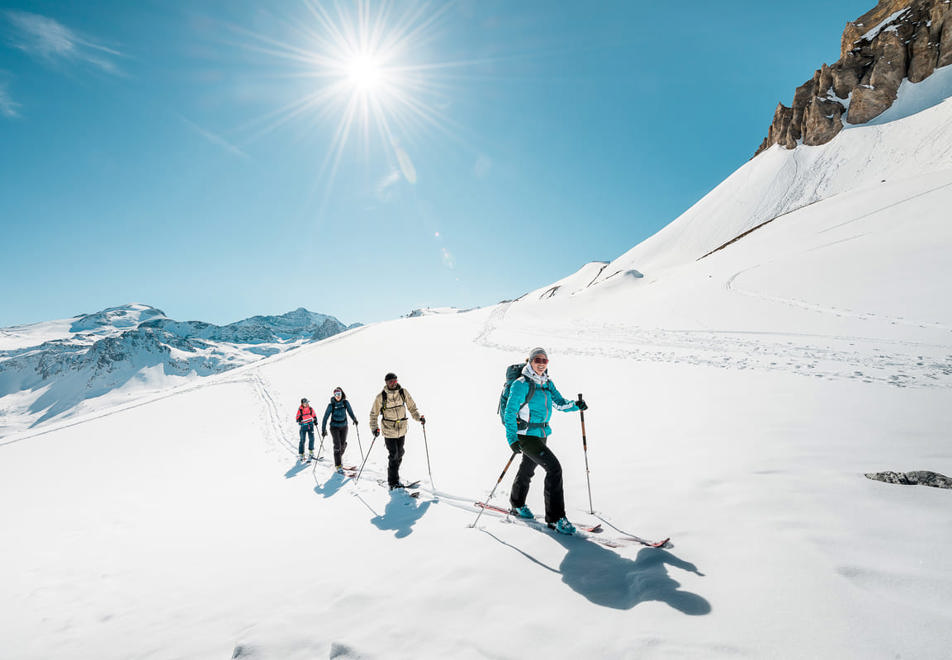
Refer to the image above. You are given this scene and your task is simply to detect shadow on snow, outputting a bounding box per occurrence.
[370,490,432,539]
[484,528,711,614]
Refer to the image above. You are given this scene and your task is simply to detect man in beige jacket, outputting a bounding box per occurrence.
[369,372,425,489]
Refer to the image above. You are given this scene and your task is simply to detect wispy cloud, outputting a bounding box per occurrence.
[180,117,250,159]
[0,74,20,118]
[3,10,123,75]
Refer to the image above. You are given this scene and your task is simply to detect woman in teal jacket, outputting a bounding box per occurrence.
[504,347,587,534]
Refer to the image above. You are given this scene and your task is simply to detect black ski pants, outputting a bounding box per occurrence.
[384,436,406,488]
[509,434,566,524]
[298,423,315,454]
[330,426,348,467]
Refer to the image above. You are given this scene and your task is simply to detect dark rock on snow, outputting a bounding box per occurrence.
[865,470,952,489]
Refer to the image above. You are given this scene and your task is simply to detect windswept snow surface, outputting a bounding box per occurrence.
[2,160,951,658]
[3,70,952,660]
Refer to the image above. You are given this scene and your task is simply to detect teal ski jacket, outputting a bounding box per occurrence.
[503,362,578,446]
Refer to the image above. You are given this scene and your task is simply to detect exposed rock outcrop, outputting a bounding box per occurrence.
[865,470,952,488]
[756,0,952,156]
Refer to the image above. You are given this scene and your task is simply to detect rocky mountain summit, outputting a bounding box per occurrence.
[756,0,952,155]
[0,304,359,432]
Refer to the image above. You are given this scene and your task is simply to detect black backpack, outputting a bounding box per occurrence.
[379,386,406,412]
[497,363,535,427]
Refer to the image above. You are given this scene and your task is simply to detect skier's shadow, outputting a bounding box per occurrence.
[313,471,348,498]
[283,461,310,479]
[484,528,710,614]
[370,492,432,539]
[550,534,711,614]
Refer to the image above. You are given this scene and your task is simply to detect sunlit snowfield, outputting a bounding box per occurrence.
[2,59,952,660]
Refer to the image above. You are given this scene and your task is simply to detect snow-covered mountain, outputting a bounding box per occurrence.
[2,19,951,660]
[0,304,359,436]
[537,64,952,293]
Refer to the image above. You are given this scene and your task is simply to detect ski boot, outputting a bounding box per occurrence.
[550,517,576,535]
[510,505,534,519]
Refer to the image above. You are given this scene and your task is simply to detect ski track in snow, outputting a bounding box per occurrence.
[474,298,952,389]
[246,369,665,550]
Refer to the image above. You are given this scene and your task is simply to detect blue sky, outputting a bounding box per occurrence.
[0,0,873,327]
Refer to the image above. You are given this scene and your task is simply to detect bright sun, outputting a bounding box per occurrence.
[347,55,383,93]
[238,0,461,193]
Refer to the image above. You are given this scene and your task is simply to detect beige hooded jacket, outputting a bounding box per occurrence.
[369,386,422,439]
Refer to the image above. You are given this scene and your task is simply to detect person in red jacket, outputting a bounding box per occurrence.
[296,397,318,460]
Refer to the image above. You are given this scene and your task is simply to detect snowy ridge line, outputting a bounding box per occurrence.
[699,195,825,261]
[0,323,370,446]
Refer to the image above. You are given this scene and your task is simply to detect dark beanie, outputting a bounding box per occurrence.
[384,372,398,381]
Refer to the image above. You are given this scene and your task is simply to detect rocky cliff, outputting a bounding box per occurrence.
[755,0,952,155]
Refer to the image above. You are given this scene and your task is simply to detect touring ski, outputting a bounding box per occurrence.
[376,479,422,497]
[473,502,668,548]
[473,501,602,533]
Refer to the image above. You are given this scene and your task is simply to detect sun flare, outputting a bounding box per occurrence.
[235,0,464,199]
[346,54,383,93]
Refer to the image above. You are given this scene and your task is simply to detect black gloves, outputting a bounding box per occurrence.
[321,430,327,438]
[577,399,588,411]
[373,428,380,437]
[510,440,522,453]
[420,415,426,426]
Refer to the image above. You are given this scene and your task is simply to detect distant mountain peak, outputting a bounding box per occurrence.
[0,304,359,436]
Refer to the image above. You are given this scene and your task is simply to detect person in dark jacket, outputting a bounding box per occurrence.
[296,397,318,460]
[321,387,358,471]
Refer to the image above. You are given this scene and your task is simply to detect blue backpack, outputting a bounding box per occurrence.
[497,363,536,428]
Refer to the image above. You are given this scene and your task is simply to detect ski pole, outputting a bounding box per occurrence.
[421,423,435,489]
[315,428,326,462]
[354,431,378,484]
[578,393,594,514]
[470,451,518,528]
[354,422,365,462]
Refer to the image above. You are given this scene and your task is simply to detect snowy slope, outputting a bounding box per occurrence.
[546,65,952,289]
[2,60,952,660]
[1,167,950,657]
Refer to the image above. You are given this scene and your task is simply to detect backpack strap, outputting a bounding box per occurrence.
[380,387,405,410]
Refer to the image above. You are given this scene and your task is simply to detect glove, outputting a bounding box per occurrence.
[352,419,358,426]
[373,428,380,437]
[577,399,588,411]
[509,439,522,453]
[420,415,426,426]
[321,430,327,438]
